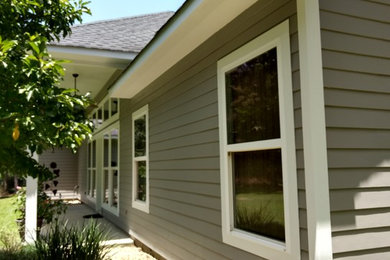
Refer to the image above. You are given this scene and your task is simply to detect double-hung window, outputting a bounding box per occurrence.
[132,105,149,213]
[218,21,300,259]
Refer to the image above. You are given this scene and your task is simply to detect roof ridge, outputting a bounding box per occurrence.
[73,11,174,28]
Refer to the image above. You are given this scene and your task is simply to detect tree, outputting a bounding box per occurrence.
[0,0,92,180]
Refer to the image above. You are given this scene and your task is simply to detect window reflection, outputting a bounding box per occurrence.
[136,161,146,201]
[225,48,280,144]
[134,116,146,157]
[233,149,285,242]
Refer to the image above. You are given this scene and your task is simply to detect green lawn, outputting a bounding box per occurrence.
[0,195,20,247]
[235,192,285,241]
[236,192,284,224]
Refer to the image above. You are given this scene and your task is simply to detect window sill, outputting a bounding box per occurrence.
[223,228,298,260]
[132,200,149,214]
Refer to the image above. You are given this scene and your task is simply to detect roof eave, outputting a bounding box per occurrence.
[110,0,257,98]
[48,45,136,70]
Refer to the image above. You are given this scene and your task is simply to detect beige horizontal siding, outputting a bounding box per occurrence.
[320,0,390,257]
[39,148,78,191]
[323,69,390,94]
[334,248,390,260]
[332,209,390,232]
[112,0,303,258]
[328,168,390,189]
[320,11,390,41]
[332,228,390,253]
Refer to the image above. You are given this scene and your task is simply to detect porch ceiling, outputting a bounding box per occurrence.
[48,46,135,100]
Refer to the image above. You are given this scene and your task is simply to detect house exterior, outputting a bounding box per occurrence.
[36,0,390,259]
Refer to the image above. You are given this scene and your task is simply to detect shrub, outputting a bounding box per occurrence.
[34,220,110,260]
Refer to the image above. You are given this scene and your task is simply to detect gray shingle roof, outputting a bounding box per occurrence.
[50,11,174,53]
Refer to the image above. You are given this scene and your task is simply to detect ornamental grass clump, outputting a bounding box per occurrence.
[0,228,36,260]
[34,220,110,260]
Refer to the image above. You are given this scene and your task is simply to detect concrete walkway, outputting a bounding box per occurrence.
[58,202,133,246]
[44,202,156,259]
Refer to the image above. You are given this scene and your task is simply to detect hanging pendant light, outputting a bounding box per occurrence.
[72,73,79,94]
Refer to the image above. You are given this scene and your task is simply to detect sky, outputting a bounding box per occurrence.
[80,0,186,24]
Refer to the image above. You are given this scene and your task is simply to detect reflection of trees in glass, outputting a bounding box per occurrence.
[226,48,279,144]
[137,161,146,201]
[111,99,118,116]
[104,170,109,203]
[113,170,118,207]
[134,116,146,157]
[111,129,118,166]
[233,149,285,242]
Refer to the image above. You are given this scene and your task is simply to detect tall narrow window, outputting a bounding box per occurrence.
[101,125,120,214]
[132,105,149,213]
[87,139,97,199]
[218,21,300,259]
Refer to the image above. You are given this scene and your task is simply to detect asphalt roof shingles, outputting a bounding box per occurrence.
[51,11,174,53]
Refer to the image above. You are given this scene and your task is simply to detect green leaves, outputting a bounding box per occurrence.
[0,0,91,179]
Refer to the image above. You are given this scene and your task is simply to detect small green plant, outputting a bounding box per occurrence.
[14,185,67,239]
[34,220,110,260]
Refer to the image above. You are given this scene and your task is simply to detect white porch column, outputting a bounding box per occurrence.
[25,149,39,243]
[25,176,37,243]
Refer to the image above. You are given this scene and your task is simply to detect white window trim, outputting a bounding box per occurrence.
[90,97,120,133]
[101,122,120,216]
[132,104,150,213]
[217,20,300,259]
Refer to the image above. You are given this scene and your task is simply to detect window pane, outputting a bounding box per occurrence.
[136,161,146,201]
[87,142,91,168]
[91,170,96,198]
[97,109,103,128]
[103,134,109,167]
[111,129,118,167]
[104,170,109,204]
[92,140,96,168]
[233,149,285,242]
[112,170,118,208]
[111,98,118,116]
[225,47,280,144]
[103,101,109,121]
[134,115,146,157]
[92,113,97,129]
[87,170,91,195]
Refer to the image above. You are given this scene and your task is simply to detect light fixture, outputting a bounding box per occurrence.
[72,73,79,94]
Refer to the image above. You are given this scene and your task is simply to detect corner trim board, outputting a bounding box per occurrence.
[297,0,333,259]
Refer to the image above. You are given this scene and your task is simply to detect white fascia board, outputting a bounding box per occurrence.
[110,0,257,98]
[48,46,135,69]
[297,0,333,259]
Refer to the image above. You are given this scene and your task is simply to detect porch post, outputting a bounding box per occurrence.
[25,176,37,243]
[25,150,39,243]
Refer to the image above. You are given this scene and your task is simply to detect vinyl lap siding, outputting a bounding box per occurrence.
[319,0,390,258]
[39,148,78,190]
[117,0,304,259]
